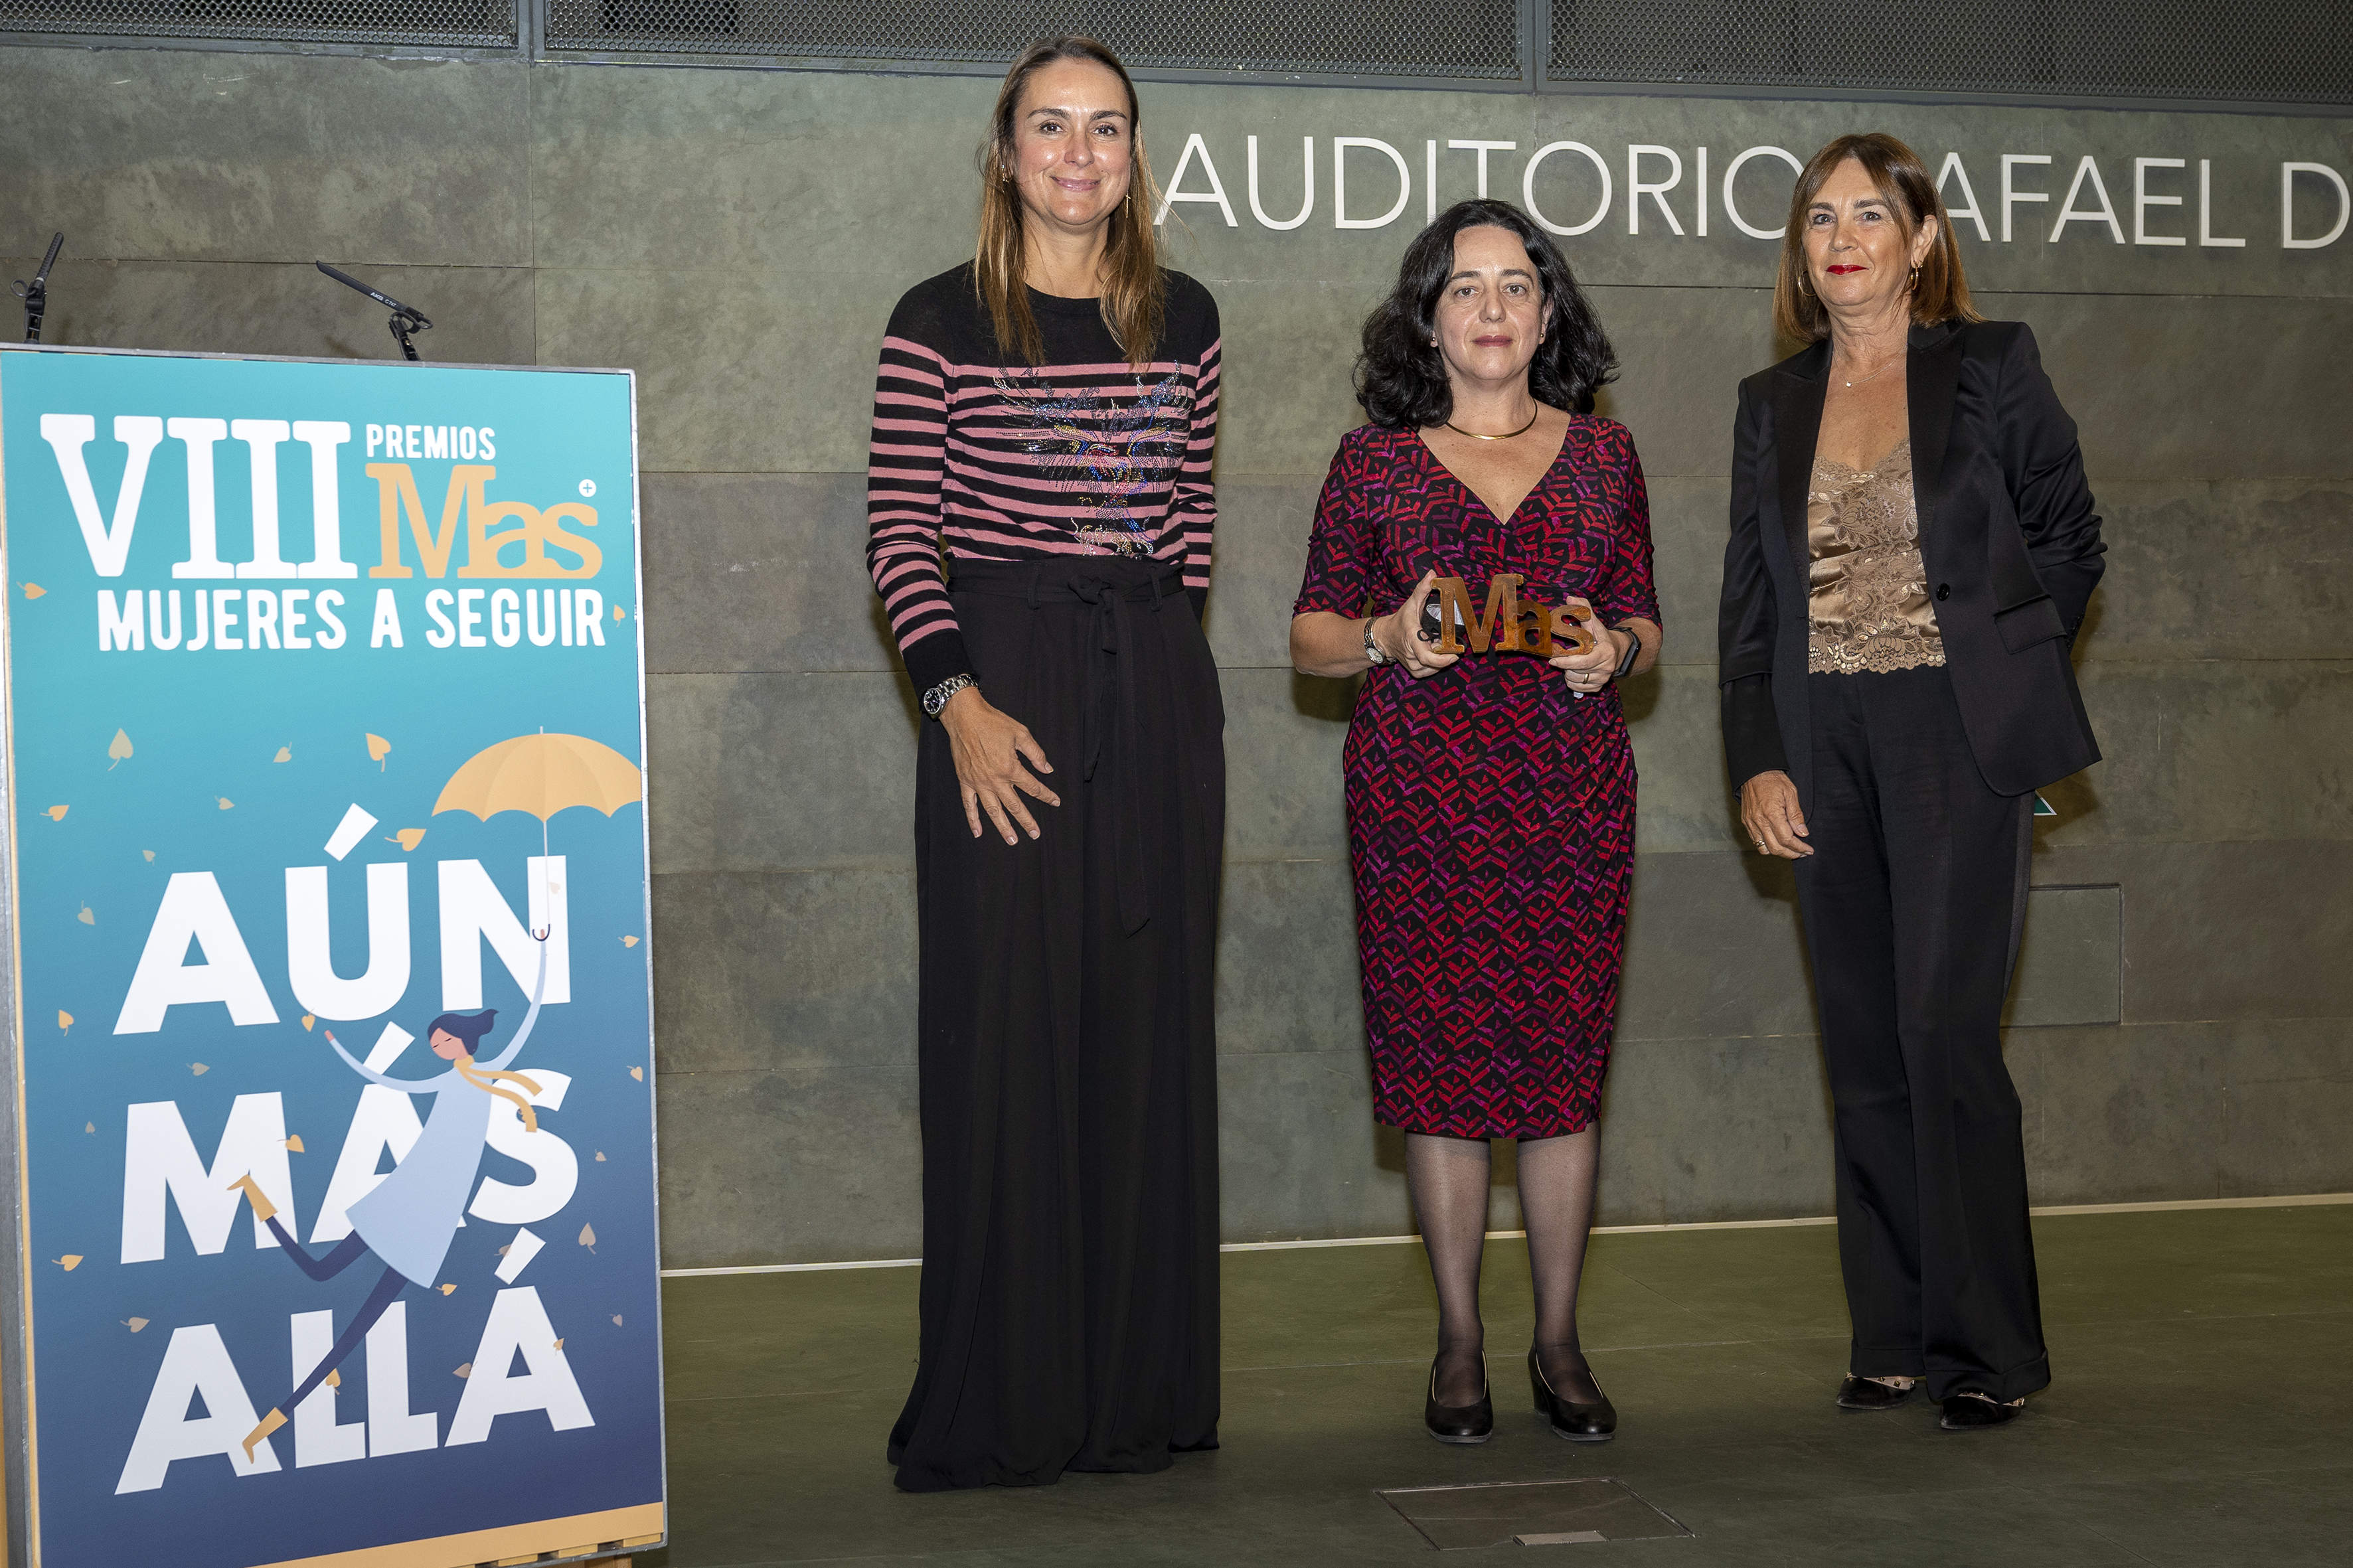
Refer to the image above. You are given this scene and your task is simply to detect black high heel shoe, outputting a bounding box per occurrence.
[1424,1355,1494,1445]
[1528,1347,1616,1443]
[1837,1374,1918,1411]
[1939,1392,2023,1431]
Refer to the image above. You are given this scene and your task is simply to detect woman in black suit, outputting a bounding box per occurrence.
[1717,133,2104,1432]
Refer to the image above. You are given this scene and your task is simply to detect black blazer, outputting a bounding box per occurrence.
[1718,318,2105,804]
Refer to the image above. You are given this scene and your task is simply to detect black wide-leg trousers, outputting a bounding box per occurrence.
[890,557,1226,1493]
[1793,665,2050,1403]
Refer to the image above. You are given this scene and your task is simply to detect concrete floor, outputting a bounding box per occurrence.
[639,1204,2353,1567]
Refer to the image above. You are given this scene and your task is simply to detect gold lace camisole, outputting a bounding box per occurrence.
[1807,437,1945,675]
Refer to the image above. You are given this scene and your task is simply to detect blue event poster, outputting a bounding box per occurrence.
[0,346,665,1568]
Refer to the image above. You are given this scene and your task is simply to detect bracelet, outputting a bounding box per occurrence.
[1362,616,1390,666]
[921,672,976,719]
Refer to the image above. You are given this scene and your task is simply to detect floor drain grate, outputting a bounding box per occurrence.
[1380,1478,1694,1550]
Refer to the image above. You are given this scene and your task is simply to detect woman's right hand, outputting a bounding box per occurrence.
[1740,770,1812,858]
[939,686,1059,844]
[1376,571,1461,680]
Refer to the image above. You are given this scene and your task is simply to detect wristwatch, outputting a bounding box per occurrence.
[922,672,977,719]
[1611,625,1643,681]
[1362,617,1391,666]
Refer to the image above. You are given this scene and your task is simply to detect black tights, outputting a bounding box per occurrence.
[1408,1128,1601,1407]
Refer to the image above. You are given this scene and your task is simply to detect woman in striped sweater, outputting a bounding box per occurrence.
[864,36,1226,1494]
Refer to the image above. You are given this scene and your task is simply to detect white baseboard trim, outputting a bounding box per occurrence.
[662,1257,922,1277]
[657,1190,2352,1277]
[2027,1191,2353,1217]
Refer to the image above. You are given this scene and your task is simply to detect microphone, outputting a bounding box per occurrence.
[13,231,63,343]
[316,260,432,362]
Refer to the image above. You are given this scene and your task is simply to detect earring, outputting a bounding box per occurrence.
[1908,264,1921,291]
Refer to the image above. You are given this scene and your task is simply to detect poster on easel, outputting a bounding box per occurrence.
[0,344,665,1568]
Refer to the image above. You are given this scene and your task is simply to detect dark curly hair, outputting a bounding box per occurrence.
[1354,199,1617,429]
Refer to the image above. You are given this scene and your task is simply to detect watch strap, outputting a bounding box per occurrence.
[1612,624,1643,681]
[922,672,976,718]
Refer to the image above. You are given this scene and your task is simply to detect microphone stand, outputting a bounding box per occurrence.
[13,232,62,343]
[315,261,431,361]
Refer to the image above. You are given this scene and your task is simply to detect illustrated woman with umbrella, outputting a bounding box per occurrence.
[230,727,641,1462]
[233,939,548,1461]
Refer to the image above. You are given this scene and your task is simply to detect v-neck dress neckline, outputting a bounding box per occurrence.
[1412,423,1576,527]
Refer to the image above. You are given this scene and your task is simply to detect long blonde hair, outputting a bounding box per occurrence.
[975,36,1166,369]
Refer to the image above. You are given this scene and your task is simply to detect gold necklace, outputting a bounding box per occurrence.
[1444,405,1541,441]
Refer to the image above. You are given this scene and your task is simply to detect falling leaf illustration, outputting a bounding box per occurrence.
[628,1065,643,1081]
[45,805,68,822]
[190,1063,208,1075]
[440,1283,456,1295]
[389,828,426,851]
[497,1243,512,1256]
[594,1151,606,1162]
[324,1369,340,1388]
[142,849,156,862]
[57,1011,72,1032]
[56,1255,82,1271]
[620,934,640,947]
[611,1315,623,1326]
[125,1317,148,1332]
[84,1122,94,1135]
[613,603,626,621]
[553,1338,565,1349]
[283,1135,305,1153]
[366,733,392,769]
[578,1223,596,1248]
[301,1014,315,1032]
[23,583,46,599]
[77,905,94,925]
[273,745,292,763]
[453,1363,472,1379]
[108,729,133,769]
[217,797,234,811]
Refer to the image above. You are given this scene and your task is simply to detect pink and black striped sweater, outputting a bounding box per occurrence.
[864,263,1222,694]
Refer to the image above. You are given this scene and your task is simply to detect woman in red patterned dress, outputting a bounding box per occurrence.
[1290,200,1660,1447]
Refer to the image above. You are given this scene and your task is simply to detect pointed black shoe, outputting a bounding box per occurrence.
[1939,1393,2024,1431]
[1837,1375,1919,1411]
[1424,1356,1494,1445]
[1528,1347,1616,1443]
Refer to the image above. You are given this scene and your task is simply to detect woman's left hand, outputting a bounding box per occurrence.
[1548,601,1622,699]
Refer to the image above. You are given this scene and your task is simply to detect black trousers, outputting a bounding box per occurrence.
[890,557,1226,1492]
[1794,666,2049,1403]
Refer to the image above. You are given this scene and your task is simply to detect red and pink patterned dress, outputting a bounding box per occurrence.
[1293,418,1659,1139]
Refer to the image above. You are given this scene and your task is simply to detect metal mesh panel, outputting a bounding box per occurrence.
[542,0,1523,80]
[0,0,515,45]
[1550,0,2351,106]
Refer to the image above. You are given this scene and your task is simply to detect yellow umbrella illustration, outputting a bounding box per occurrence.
[434,732,643,937]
